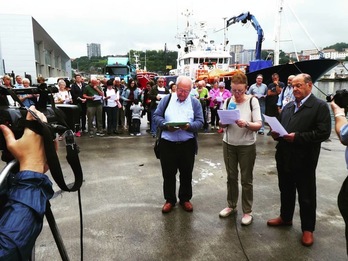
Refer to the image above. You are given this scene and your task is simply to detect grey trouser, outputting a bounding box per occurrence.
[223,141,256,214]
[87,104,103,133]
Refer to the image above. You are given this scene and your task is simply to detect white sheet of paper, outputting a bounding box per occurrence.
[216,96,223,102]
[263,114,288,137]
[256,93,266,98]
[217,109,240,124]
[93,95,103,101]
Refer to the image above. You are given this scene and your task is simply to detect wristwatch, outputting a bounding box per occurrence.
[335,113,346,118]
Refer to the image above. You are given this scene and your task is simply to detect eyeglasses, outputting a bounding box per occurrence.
[232,89,245,94]
[157,80,164,82]
[177,88,190,94]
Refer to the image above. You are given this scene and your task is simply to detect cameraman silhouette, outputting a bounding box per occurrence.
[0,106,54,260]
[331,100,348,256]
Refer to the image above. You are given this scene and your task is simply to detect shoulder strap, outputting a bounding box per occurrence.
[225,97,252,111]
[226,97,231,110]
[162,94,172,117]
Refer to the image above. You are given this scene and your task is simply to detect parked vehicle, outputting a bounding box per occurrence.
[104,56,135,83]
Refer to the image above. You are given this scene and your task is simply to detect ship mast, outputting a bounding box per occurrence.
[274,0,283,66]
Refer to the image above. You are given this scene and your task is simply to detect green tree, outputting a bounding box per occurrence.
[324,42,348,52]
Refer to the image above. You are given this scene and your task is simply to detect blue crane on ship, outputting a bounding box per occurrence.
[226,12,264,60]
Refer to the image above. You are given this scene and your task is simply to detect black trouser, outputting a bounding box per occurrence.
[338,175,348,255]
[102,106,107,129]
[105,106,118,133]
[132,118,141,133]
[159,138,195,204]
[210,107,219,127]
[80,103,87,131]
[125,103,132,133]
[276,148,317,232]
[200,102,208,129]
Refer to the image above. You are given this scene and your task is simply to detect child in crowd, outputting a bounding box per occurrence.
[130,99,144,136]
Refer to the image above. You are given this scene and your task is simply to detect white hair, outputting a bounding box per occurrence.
[58,79,66,86]
[22,78,30,84]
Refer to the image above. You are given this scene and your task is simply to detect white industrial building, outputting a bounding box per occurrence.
[0,14,71,84]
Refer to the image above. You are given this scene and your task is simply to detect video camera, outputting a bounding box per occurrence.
[0,85,79,154]
[0,84,84,261]
[326,89,348,110]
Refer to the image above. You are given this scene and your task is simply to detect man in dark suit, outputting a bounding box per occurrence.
[267,73,331,247]
[70,74,87,135]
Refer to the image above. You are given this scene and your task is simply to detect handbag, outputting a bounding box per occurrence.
[154,128,162,159]
[153,94,172,159]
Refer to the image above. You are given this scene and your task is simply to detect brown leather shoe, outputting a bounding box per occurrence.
[267,216,292,226]
[302,231,314,246]
[162,202,173,213]
[180,201,193,212]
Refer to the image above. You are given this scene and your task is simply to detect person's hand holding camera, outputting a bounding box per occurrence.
[0,106,48,173]
[331,100,345,117]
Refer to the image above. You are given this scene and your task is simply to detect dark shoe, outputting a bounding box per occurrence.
[258,131,264,135]
[267,216,292,226]
[162,202,173,213]
[302,231,314,246]
[180,201,193,212]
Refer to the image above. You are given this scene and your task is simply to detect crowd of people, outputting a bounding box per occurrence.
[1,73,249,138]
[2,70,348,259]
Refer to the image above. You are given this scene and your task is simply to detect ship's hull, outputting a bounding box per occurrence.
[136,71,158,89]
[246,59,339,85]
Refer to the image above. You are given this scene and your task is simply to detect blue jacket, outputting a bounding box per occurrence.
[121,87,142,106]
[0,171,54,260]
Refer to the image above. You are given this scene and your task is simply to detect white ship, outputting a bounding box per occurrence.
[175,10,232,81]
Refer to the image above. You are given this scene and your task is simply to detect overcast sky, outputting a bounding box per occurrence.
[1,0,347,59]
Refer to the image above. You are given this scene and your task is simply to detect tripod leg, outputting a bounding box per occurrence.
[45,201,70,261]
[29,245,35,261]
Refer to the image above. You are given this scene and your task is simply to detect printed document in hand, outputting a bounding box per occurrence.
[263,114,288,137]
[217,109,240,124]
[93,95,103,101]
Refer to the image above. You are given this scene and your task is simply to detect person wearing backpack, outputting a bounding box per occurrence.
[153,76,204,214]
[218,72,262,226]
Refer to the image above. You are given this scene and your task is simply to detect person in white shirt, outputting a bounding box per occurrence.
[54,80,72,104]
[104,79,120,134]
[130,99,144,136]
[247,74,267,134]
[277,75,296,113]
[14,75,24,88]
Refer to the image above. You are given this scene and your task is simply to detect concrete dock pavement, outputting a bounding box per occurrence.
[27,124,348,260]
